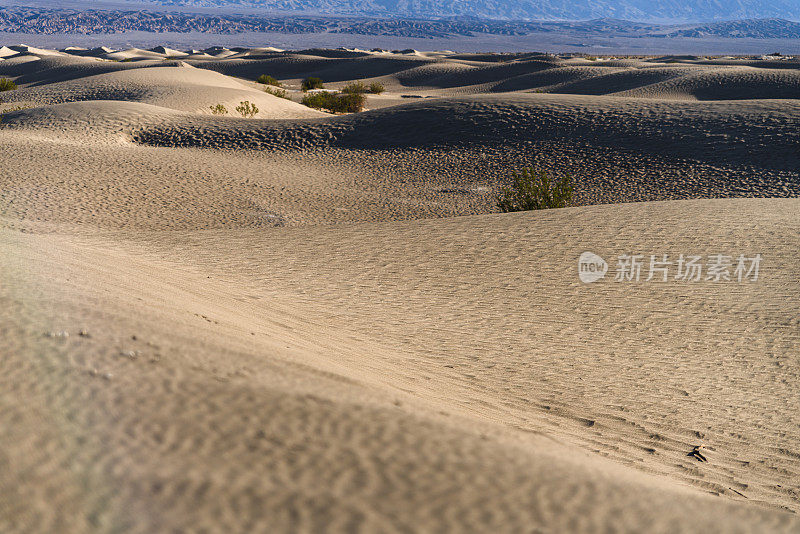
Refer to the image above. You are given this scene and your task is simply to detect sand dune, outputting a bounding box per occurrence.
[1,64,322,116]
[60,46,117,57]
[0,55,141,86]
[615,66,800,100]
[183,51,800,101]
[18,46,799,101]
[7,44,64,56]
[116,198,800,515]
[123,93,798,167]
[1,45,799,533]
[2,200,800,533]
[104,48,167,61]
[0,45,18,58]
[150,46,187,58]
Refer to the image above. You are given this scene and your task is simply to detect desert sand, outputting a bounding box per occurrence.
[1,46,799,533]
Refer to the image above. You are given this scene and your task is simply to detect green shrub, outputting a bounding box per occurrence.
[368,82,385,94]
[301,92,365,113]
[257,74,282,87]
[341,81,367,94]
[0,78,17,92]
[210,103,228,115]
[265,86,289,99]
[301,77,324,91]
[235,101,259,118]
[497,168,573,212]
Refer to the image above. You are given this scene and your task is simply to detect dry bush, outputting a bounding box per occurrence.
[301,92,365,113]
[497,168,573,212]
[257,74,282,87]
[341,81,367,94]
[0,78,17,92]
[235,101,259,118]
[301,77,324,91]
[209,103,228,115]
[265,86,289,99]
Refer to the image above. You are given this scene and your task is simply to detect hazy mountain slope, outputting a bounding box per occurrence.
[148,0,800,22]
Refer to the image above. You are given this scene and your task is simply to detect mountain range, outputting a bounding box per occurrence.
[2,5,800,39]
[146,0,800,22]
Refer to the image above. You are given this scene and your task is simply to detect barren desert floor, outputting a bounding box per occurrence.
[1,45,799,533]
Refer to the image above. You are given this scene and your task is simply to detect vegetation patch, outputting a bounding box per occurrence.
[257,74,282,87]
[301,77,324,91]
[236,101,259,118]
[0,78,17,92]
[301,91,365,113]
[265,86,289,99]
[342,81,385,94]
[341,81,367,94]
[209,103,228,115]
[497,168,573,212]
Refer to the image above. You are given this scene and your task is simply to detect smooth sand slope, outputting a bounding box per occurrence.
[1,46,799,533]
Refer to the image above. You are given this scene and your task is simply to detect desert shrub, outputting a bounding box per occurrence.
[300,92,329,109]
[341,81,367,94]
[497,168,573,212]
[332,93,365,112]
[301,92,365,113]
[301,77,324,91]
[257,74,282,86]
[235,101,259,118]
[265,86,289,99]
[210,103,228,115]
[368,82,385,94]
[0,78,17,92]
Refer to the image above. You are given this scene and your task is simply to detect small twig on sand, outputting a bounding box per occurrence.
[688,445,708,462]
[728,487,747,498]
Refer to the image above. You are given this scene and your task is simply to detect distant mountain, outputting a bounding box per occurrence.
[3,5,800,39]
[147,0,800,23]
[662,18,800,38]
